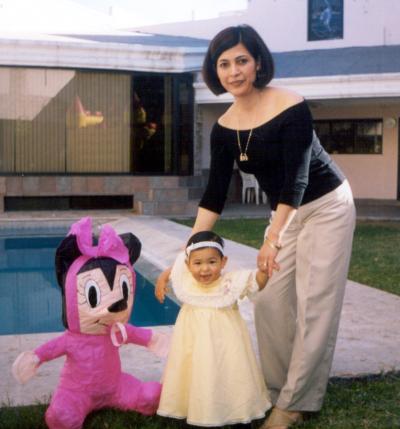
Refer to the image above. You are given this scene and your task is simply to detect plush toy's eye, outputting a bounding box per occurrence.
[119,273,130,300]
[84,280,101,308]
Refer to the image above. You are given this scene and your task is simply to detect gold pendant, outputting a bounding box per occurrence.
[240,153,248,162]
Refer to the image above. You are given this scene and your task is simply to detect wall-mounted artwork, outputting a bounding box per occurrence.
[308,0,344,41]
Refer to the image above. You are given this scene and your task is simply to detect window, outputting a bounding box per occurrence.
[314,119,383,154]
[132,74,193,174]
[308,0,344,41]
[0,67,193,175]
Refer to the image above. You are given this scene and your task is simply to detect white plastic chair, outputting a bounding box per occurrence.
[239,171,267,205]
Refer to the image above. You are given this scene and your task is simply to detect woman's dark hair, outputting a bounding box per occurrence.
[202,24,275,95]
[186,231,224,256]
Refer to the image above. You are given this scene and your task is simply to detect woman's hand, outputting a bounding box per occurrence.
[257,240,280,278]
[155,267,172,303]
[257,203,296,277]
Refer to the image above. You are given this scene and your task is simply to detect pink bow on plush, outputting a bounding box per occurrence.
[68,217,129,264]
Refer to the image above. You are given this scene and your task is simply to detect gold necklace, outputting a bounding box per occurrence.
[236,128,253,162]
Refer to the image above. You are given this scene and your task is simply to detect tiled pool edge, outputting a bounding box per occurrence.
[0,217,117,236]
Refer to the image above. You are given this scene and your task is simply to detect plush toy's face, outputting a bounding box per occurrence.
[55,218,141,334]
[77,261,134,335]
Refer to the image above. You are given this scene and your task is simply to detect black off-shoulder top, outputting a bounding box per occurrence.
[199,100,345,213]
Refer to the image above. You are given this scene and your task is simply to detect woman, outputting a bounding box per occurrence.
[191,25,356,428]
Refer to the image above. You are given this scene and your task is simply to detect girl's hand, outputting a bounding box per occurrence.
[155,267,172,303]
[257,241,280,278]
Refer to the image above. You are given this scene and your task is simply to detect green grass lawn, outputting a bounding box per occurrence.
[1,372,400,429]
[1,220,399,428]
[347,221,400,295]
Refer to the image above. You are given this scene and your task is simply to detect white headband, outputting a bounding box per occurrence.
[185,241,224,257]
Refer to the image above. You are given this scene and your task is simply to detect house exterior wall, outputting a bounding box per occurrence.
[313,102,399,199]
[1,2,399,212]
[176,1,400,202]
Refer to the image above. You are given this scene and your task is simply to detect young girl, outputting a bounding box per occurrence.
[155,231,271,427]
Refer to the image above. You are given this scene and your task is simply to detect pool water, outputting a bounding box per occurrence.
[0,234,180,335]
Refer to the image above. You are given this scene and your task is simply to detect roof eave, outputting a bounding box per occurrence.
[0,38,206,73]
[194,73,400,103]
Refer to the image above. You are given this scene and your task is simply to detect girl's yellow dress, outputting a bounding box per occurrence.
[157,252,271,427]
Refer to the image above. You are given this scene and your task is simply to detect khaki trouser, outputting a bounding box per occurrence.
[254,180,356,411]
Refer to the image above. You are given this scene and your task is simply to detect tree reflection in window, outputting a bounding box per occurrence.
[131,74,193,174]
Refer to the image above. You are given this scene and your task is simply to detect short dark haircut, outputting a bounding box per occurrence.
[202,24,275,95]
[186,231,224,257]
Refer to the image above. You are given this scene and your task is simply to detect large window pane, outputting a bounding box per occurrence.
[0,67,193,175]
[0,68,75,172]
[66,71,131,173]
[314,119,383,154]
[131,75,165,173]
[355,121,383,154]
[131,74,193,174]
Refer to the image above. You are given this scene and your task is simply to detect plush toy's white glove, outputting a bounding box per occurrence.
[12,351,40,384]
[147,331,170,358]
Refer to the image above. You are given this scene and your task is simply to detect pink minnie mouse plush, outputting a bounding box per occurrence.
[12,217,166,429]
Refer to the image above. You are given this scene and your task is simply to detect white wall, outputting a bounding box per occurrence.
[248,0,400,51]
[135,0,400,51]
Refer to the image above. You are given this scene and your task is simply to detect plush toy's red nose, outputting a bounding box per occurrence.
[108,298,128,313]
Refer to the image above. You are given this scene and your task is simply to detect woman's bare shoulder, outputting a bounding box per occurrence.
[217,105,235,128]
[267,86,304,109]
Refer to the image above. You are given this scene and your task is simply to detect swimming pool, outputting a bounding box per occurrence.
[0,232,180,335]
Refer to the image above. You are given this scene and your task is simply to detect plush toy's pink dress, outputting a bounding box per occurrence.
[35,324,160,429]
[12,218,163,429]
[157,252,271,427]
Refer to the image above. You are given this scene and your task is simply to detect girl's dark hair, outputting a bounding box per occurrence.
[202,24,275,95]
[186,231,224,256]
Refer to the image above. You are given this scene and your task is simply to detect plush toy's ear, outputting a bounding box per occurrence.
[119,233,141,265]
[55,235,82,287]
